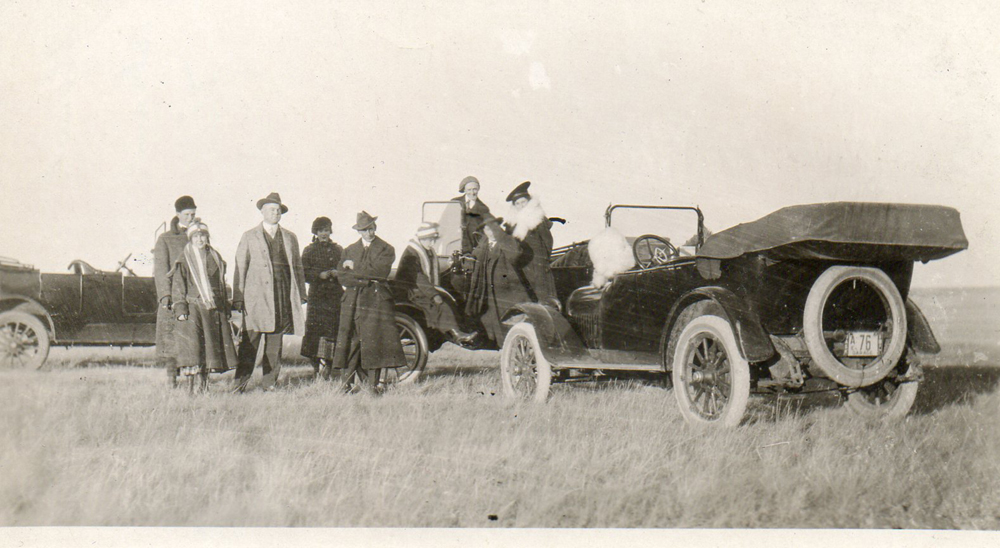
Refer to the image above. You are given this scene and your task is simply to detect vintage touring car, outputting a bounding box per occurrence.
[490,202,967,426]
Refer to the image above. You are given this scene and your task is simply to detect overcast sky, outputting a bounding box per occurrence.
[2,1,997,287]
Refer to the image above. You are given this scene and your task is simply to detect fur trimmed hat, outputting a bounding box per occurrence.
[311,216,332,234]
[174,195,197,213]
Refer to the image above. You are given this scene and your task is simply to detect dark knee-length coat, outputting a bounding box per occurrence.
[464,229,530,346]
[300,238,343,359]
[332,236,406,370]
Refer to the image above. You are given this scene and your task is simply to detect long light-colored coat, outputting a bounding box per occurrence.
[232,224,307,334]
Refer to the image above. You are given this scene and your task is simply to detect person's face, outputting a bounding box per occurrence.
[513,197,529,210]
[419,236,437,250]
[358,225,376,243]
[464,183,480,202]
[191,231,209,249]
[482,224,496,243]
[178,208,197,226]
[316,227,332,240]
[261,203,282,224]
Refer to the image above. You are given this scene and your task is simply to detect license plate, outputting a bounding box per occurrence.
[846,331,881,357]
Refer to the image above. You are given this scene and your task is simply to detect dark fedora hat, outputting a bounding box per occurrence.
[256,192,289,213]
[505,181,531,203]
[472,214,503,233]
[353,211,378,231]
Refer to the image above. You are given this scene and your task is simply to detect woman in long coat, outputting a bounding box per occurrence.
[332,212,406,390]
[505,181,558,308]
[464,215,530,346]
[172,221,238,385]
[300,216,343,377]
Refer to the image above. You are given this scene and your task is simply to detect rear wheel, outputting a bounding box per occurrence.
[672,315,750,427]
[845,356,920,420]
[0,311,50,370]
[382,313,429,386]
[499,322,552,402]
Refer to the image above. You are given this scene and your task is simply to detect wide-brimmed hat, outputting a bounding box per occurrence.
[256,192,289,214]
[311,216,332,234]
[353,211,378,231]
[506,181,531,203]
[458,175,480,193]
[472,214,503,233]
[187,220,209,239]
[416,222,439,240]
[174,195,197,213]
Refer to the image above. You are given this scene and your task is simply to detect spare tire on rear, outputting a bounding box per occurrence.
[802,265,907,388]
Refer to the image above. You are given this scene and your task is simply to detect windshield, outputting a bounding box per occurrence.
[607,206,703,258]
[422,201,463,259]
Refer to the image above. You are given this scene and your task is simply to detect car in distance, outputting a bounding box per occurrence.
[499,202,968,426]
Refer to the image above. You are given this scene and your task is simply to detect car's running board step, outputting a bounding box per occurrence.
[551,362,664,372]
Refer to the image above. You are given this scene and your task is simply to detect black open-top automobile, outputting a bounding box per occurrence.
[495,202,968,426]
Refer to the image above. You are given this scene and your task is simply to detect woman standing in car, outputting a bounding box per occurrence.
[504,181,558,309]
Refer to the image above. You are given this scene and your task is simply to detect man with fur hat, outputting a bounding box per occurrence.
[396,222,475,345]
[153,195,197,387]
[464,214,530,346]
[231,192,307,392]
[332,212,406,391]
[452,176,492,254]
[505,181,558,308]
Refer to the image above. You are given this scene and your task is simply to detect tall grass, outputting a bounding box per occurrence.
[2,344,999,528]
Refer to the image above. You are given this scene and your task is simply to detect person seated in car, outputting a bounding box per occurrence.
[397,222,476,345]
[504,181,558,309]
[172,221,238,383]
[452,176,492,255]
[464,215,530,346]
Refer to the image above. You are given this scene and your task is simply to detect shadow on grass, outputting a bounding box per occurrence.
[911,365,1000,415]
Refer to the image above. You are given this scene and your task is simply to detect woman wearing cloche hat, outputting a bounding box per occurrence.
[299,216,344,378]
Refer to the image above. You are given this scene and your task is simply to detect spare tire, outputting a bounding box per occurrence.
[802,266,907,388]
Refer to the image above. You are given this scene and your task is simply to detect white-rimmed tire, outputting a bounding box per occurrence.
[0,311,50,370]
[672,315,750,427]
[845,353,920,420]
[802,266,908,388]
[499,322,552,402]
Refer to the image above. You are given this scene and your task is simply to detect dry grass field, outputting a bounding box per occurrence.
[1,287,998,528]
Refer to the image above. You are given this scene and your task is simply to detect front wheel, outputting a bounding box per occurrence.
[0,311,50,370]
[499,322,552,402]
[672,315,750,427]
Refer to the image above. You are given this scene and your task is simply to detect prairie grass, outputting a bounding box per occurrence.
[2,344,999,528]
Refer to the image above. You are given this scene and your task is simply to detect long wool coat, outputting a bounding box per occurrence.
[333,236,406,370]
[300,238,343,359]
[232,224,307,334]
[153,216,189,364]
[171,245,238,371]
[507,198,558,307]
[464,229,530,346]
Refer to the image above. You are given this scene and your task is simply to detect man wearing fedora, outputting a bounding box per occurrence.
[153,195,198,388]
[231,192,307,392]
[331,211,406,391]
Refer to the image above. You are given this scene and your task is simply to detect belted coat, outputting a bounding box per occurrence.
[333,236,406,370]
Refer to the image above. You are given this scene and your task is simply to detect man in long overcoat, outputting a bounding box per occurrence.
[153,195,197,387]
[504,181,558,308]
[332,211,406,391]
[464,214,530,346]
[231,192,307,391]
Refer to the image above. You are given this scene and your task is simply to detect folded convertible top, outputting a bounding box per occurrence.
[697,202,968,263]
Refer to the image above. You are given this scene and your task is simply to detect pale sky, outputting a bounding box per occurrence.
[2,1,997,287]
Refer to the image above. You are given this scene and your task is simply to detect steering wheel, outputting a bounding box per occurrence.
[633,234,679,268]
[116,253,138,277]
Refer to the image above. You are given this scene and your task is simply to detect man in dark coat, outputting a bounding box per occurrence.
[332,211,406,391]
[300,216,343,378]
[452,175,492,255]
[395,222,474,345]
[504,181,559,309]
[464,214,530,346]
[153,195,197,387]
[232,192,307,392]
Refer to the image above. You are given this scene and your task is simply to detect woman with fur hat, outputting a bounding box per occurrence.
[464,214,530,346]
[300,216,343,378]
[171,221,238,390]
[505,181,558,308]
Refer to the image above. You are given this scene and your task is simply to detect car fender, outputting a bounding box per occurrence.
[906,298,940,354]
[660,287,774,368]
[0,297,57,338]
[502,302,589,365]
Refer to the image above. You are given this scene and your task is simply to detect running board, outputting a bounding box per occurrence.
[552,362,664,373]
